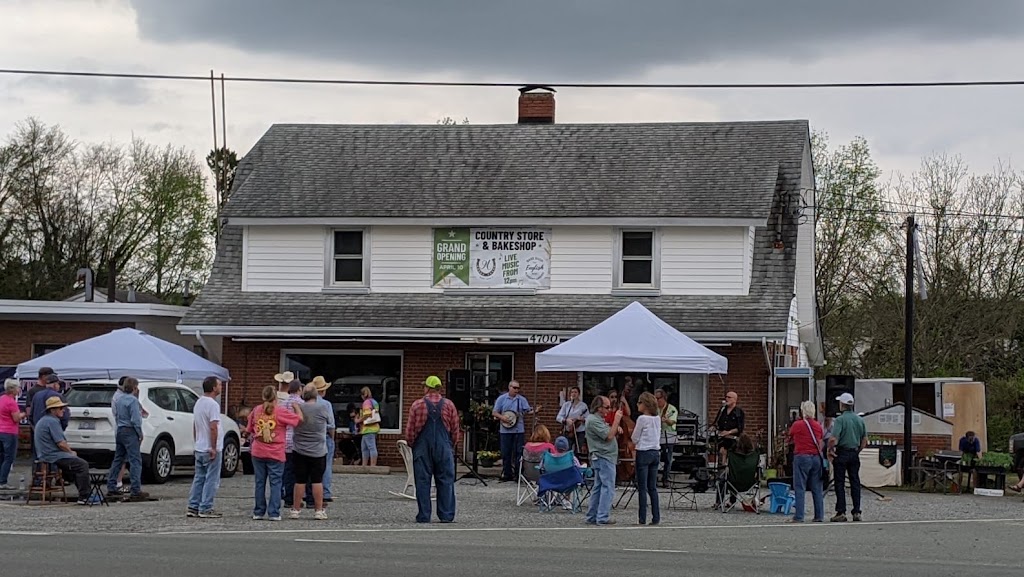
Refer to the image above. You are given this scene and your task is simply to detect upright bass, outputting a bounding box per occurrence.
[612,393,636,481]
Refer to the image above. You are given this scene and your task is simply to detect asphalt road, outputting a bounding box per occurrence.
[4,517,1021,577]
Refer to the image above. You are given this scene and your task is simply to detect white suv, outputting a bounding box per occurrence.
[63,380,241,484]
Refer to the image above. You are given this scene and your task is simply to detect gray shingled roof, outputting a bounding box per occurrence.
[222,120,809,219]
[186,120,809,334]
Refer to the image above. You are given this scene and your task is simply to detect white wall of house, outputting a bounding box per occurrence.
[242,226,325,292]
[240,224,756,296]
[660,226,749,296]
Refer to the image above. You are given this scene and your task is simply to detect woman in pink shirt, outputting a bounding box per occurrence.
[1,379,27,489]
[246,385,303,520]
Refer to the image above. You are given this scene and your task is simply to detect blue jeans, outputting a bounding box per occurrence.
[792,454,824,521]
[635,449,660,524]
[361,433,377,458]
[107,428,142,494]
[660,443,674,484]
[188,450,222,513]
[833,448,862,515]
[253,457,285,518]
[0,432,17,485]
[305,436,335,503]
[499,432,524,481]
[586,456,616,524]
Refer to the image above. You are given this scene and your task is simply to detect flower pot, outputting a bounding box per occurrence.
[479,458,496,468]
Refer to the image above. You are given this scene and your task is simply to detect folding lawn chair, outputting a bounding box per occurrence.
[537,451,584,513]
[715,449,761,514]
[516,448,546,506]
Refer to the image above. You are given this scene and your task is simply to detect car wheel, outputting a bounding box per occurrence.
[146,439,174,484]
[221,436,240,478]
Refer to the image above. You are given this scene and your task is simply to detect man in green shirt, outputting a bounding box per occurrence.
[655,389,678,486]
[827,393,868,522]
[584,396,622,525]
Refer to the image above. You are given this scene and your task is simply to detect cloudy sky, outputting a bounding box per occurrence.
[2,0,1023,180]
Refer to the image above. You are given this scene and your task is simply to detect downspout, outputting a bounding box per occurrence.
[762,337,775,460]
[195,330,221,364]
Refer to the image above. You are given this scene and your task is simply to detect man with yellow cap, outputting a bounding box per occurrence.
[405,375,460,523]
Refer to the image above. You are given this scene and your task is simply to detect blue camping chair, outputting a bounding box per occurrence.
[767,482,796,515]
[537,452,584,513]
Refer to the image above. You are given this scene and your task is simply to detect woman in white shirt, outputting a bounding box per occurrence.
[631,392,661,525]
[555,387,588,452]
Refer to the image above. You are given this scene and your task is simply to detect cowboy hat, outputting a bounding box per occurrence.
[274,371,295,384]
[310,375,331,393]
[45,396,69,410]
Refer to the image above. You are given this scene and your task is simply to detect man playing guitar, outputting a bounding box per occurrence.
[712,391,745,466]
[491,380,540,482]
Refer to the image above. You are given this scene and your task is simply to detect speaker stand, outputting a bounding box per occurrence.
[457,426,488,486]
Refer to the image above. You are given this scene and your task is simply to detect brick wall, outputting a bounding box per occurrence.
[220,339,577,466]
[707,342,772,444]
[874,433,953,456]
[222,338,771,467]
[0,320,135,366]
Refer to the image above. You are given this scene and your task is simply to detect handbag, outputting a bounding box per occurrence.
[804,418,829,472]
[364,408,381,425]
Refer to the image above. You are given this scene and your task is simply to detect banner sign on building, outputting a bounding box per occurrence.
[433,228,551,288]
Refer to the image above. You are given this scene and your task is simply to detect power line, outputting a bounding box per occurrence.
[3,68,1024,89]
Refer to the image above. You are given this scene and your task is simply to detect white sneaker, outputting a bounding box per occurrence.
[252,514,265,521]
[289,509,301,519]
[268,515,282,521]
[313,509,328,521]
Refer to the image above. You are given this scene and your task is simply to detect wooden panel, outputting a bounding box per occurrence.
[941,382,988,452]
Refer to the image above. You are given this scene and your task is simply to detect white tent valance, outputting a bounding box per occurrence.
[535,301,728,374]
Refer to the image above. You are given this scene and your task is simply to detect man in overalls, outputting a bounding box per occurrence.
[405,375,461,523]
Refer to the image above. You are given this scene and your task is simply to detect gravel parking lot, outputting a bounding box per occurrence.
[2,460,1023,535]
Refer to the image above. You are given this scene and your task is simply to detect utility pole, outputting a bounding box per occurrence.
[902,215,915,485]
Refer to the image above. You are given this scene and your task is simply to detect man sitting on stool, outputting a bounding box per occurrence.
[33,396,92,504]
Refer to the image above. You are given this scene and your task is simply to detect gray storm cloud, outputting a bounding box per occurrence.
[130,0,1024,78]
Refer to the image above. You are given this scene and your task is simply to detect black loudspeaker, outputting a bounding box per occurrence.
[446,369,472,412]
[824,374,856,418]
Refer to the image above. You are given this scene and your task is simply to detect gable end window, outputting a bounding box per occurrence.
[332,230,365,284]
[620,230,655,286]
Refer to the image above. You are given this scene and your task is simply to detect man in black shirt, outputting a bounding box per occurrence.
[714,391,745,465]
[25,367,55,424]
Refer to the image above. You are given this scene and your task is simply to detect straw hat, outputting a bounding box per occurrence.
[274,371,294,384]
[45,396,69,410]
[310,375,331,393]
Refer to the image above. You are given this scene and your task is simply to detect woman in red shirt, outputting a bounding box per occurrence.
[788,400,825,522]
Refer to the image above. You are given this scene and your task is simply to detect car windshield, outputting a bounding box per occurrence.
[66,384,117,408]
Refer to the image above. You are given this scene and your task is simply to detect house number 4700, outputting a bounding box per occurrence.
[528,334,560,344]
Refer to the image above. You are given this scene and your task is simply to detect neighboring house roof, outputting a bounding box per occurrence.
[64,289,166,305]
[184,119,810,338]
[222,120,809,220]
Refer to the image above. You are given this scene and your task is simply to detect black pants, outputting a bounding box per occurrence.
[55,457,91,497]
[833,448,862,515]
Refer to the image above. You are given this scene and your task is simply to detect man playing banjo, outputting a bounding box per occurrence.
[491,380,539,482]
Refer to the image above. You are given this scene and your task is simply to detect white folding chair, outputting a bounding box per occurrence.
[388,440,435,500]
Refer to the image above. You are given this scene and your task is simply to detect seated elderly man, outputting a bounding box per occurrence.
[33,396,92,504]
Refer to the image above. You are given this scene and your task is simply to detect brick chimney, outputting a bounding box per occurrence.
[518,85,556,124]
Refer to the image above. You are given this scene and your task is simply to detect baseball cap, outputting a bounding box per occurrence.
[836,392,855,405]
[424,375,442,389]
[554,436,570,452]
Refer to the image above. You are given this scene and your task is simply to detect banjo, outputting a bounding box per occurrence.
[499,403,543,430]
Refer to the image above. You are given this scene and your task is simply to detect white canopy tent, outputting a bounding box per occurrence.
[16,327,230,383]
[535,301,728,374]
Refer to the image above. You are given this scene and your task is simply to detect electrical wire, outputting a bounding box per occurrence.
[3,67,1024,90]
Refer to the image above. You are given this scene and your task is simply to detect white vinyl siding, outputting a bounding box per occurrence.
[548,227,613,294]
[242,226,325,292]
[660,227,748,295]
[370,226,437,293]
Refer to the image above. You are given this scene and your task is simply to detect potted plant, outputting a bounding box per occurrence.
[477,450,500,468]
